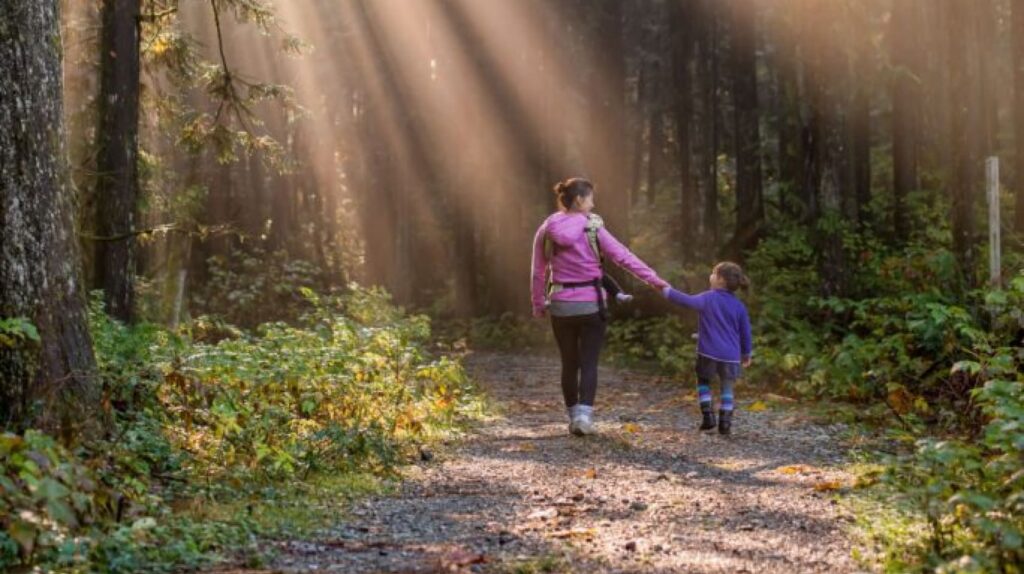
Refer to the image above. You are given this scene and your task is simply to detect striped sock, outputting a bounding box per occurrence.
[720,393,735,412]
[698,383,712,411]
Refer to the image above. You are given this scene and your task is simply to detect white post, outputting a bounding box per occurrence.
[171,269,187,329]
[986,156,1001,287]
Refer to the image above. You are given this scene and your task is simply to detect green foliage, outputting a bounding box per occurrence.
[0,431,113,570]
[877,352,1023,573]
[0,317,40,347]
[191,248,325,327]
[2,285,482,572]
[605,315,697,375]
[458,313,552,351]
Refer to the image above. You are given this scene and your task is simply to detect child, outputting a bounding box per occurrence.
[662,262,753,435]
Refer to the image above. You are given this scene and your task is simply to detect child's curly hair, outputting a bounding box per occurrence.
[713,261,750,292]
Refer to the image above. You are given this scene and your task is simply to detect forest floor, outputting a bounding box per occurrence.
[217,352,865,573]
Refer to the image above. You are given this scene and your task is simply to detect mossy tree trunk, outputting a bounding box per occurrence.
[0,1,100,438]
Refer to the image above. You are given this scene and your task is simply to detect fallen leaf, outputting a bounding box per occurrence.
[439,548,487,568]
[548,527,596,539]
[584,468,598,479]
[813,480,843,492]
[887,385,915,415]
[747,401,768,412]
[527,508,558,520]
[622,423,640,433]
[776,465,814,475]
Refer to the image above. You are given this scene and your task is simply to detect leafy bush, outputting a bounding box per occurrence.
[879,346,1023,572]
[191,247,325,328]
[1,285,482,572]
[604,315,697,375]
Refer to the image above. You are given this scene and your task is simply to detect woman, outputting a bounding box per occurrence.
[531,177,669,436]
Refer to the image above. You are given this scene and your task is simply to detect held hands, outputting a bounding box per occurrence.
[742,356,753,368]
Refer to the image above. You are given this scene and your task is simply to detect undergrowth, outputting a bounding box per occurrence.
[0,286,484,573]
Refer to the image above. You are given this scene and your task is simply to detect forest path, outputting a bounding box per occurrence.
[266,352,862,573]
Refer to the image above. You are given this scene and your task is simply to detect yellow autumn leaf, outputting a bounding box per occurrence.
[747,401,768,412]
[777,465,813,475]
[583,468,598,479]
[151,37,170,57]
[887,385,915,415]
[813,480,843,492]
[622,422,640,433]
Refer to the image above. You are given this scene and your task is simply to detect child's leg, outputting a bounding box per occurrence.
[695,356,715,410]
[719,376,735,412]
[716,361,740,412]
[717,362,740,435]
[694,356,717,430]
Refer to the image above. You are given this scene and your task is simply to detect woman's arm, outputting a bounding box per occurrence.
[597,227,668,290]
[530,223,550,316]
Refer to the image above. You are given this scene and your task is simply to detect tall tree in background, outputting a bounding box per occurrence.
[946,0,977,282]
[1,1,100,436]
[1014,0,1024,234]
[800,0,848,296]
[670,0,696,255]
[94,0,142,323]
[587,0,629,236]
[849,5,871,225]
[890,0,922,243]
[729,0,764,256]
[696,0,721,251]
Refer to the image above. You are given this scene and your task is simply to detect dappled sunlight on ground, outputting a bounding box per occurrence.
[260,352,861,573]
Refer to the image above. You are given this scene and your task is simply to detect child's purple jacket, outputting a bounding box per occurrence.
[531,212,668,316]
[664,287,753,363]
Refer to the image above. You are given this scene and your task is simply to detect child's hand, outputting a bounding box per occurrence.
[661,286,672,298]
[742,356,752,368]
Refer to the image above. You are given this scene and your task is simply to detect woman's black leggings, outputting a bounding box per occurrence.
[551,313,607,408]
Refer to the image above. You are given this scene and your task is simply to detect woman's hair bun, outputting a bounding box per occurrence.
[551,177,593,210]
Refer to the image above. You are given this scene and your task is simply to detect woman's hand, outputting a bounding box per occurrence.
[742,356,752,368]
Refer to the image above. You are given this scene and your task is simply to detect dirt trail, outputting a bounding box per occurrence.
[267,352,863,573]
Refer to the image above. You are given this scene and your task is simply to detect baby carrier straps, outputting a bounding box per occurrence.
[544,214,608,320]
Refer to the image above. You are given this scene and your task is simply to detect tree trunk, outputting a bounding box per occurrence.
[729,0,764,257]
[800,0,847,297]
[890,0,922,243]
[850,21,871,225]
[1015,0,1024,234]
[698,0,721,253]
[630,67,647,207]
[588,0,629,237]
[946,0,977,284]
[94,0,141,323]
[0,1,100,437]
[774,10,802,216]
[671,0,696,255]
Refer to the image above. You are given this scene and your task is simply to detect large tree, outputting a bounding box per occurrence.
[94,0,142,323]
[1014,0,1024,234]
[586,0,629,236]
[890,0,923,243]
[946,0,977,282]
[0,1,100,436]
[729,0,764,256]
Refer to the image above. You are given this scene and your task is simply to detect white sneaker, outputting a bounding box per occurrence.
[569,418,583,436]
[616,292,634,303]
[575,413,596,435]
